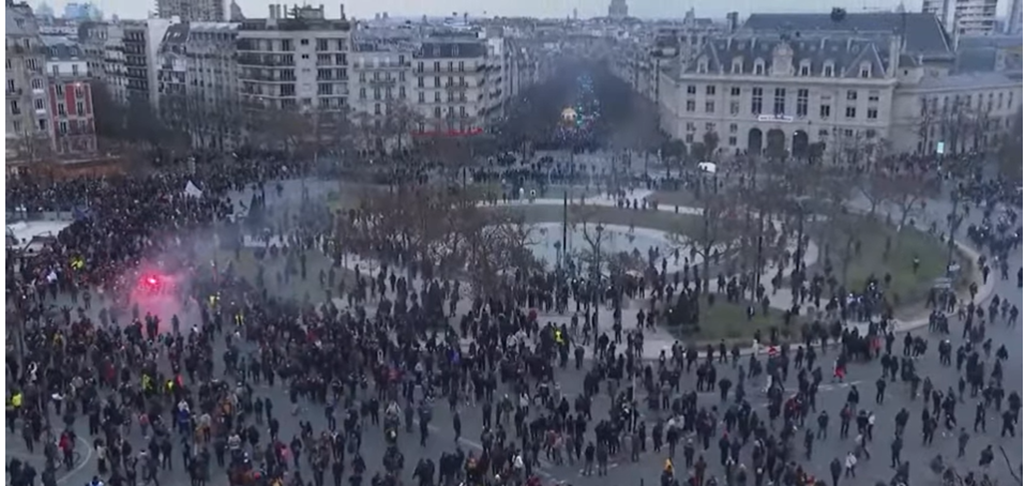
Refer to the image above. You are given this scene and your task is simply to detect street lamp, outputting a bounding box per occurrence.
[945,189,964,277]
[593,223,604,342]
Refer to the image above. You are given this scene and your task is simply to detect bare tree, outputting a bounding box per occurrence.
[878,173,933,237]
[669,186,744,293]
[702,130,720,161]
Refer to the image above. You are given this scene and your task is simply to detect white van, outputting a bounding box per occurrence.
[697,162,717,174]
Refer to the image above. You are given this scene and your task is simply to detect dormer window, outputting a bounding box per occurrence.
[859,62,871,78]
[697,58,708,74]
[823,61,834,77]
[799,61,810,76]
[732,58,742,74]
[754,58,765,75]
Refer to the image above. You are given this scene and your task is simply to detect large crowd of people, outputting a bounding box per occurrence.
[4,148,1021,486]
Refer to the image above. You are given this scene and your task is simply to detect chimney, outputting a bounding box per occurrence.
[268,4,276,18]
[339,3,345,19]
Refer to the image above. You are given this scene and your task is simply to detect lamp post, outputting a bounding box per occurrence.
[593,224,604,342]
[946,189,963,277]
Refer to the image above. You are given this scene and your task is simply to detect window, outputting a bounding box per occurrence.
[686,100,696,112]
[820,104,831,118]
[300,39,309,46]
[823,63,834,77]
[796,89,808,117]
[730,86,741,96]
[729,101,740,115]
[59,121,68,134]
[705,122,716,133]
[71,64,79,76]
[434,92,441,102]
[731,61,742,74]
[866,129,877,139]
[687,85,697,95]
[728,136,737,146]
[38,119,46,131]
[434,76,440,87]
[729,123,738,133]
[35,99,44,110]
[818,129,829,138]
[685,134,694,143]
[705,101,715,113]
[52,65,59,76]
[417,76,424,88]
[697,61,707,73]
[867,108,878,119]
[998,92,1004,110]
[751,87,763,114]
[399,86,406,99]
[12,120,20,132]
[754,60,764,75]
[705,85,716,96]
[846,90,858,101]
[773,88,786,115]
[458,61,464,72]
[860,64,870,78]
[358,87,366,99]
[843,129,854,137]
[56,84,64,96]
[845,106,856,118]
[31,78,42,90]
[57,103,66,116]
[418,92,425,103]
[460,106,466,117]
[10,100,20,115]
[434,106,441,118]
[6,79,14,92]
[374,103,381,115]
[799,63,809,76]
[686,122,696,132]
[868,90,880,102]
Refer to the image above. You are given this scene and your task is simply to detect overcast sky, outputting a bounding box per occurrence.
[45,0,1010,26]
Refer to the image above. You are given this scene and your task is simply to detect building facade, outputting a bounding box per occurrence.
[951,0,999,36]
[627,12,1020,160]
[6,1,54,163]
[237,5,350,114]
[123,18,176,108]
[41,36,97,156]
[349,36,414,148]
[411,37,488,135]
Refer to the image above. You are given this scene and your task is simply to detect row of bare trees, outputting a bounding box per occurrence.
[335,186,539,296]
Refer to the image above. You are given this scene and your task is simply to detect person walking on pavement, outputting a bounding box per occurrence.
[890,435,903,468]
[957,428,970,458]
[830,457,842,486]
[844,451,858,478]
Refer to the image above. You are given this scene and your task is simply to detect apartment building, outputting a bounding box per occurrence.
[157,0,226,22]
[123,18,177,108]
[6,1,53,163]
[951,0,999,36]
[349,36,414,148]
[186,22,240,149]
[411,37,488,135]
[41,36,97,156]
[236,4,350,115]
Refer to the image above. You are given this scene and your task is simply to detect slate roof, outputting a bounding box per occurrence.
[40,35,83,60]
[414,41,486,59]
[913,72,1020,89]
[682,33,893,78]
[161,22,190,47]
[742,12,952,58]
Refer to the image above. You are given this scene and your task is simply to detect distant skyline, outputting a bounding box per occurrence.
[35,0,1015,25]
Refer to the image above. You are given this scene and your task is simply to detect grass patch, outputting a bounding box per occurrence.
[662,295,796,345]
[811,216,955,309]
[492,204,704,236]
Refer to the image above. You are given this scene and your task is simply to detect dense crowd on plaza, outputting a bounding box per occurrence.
[3,143,1021,486]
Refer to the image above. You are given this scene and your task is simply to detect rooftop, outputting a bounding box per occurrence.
[913,71,1020,90]
[743,12,953,58]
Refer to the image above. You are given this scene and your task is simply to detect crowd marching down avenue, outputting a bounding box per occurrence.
[4,73,1023,486]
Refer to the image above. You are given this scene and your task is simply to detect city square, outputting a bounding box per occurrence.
[5,4,1024,486]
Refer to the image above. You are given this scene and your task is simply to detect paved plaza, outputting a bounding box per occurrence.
[8,170,1020,486]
